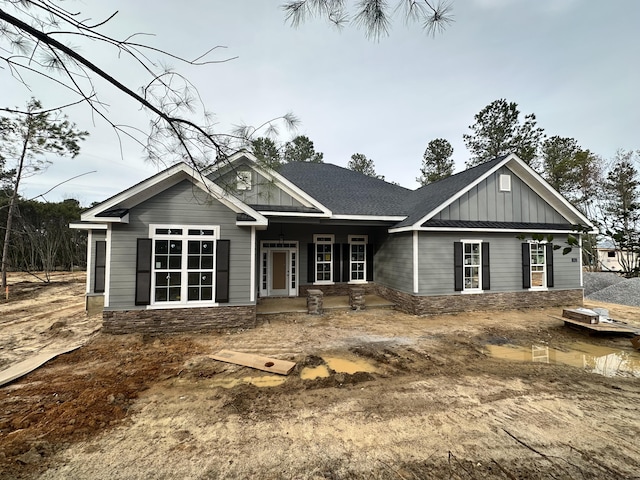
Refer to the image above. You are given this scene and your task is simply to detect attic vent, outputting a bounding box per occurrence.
[499,174,511,192]
[237,171,252,191]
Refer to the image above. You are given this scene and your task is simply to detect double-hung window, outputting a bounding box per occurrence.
[454,240,489,293]
[348,235,367,282]
[529,242,546,289]
[463,241,482,291]
[522,241,553,290]
[314,234,334,283]
[151,225,218,304]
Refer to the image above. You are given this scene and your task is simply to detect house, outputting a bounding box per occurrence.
[595,240,640,273]
[72,152,594,334]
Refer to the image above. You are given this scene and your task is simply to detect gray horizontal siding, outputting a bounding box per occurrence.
[435,166,567,224]
[108,180,252,308]
[375,232,413,293]
[418,232,582,296]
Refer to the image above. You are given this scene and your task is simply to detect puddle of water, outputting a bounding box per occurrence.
[300,365,330,380]
[206,375,287,389]
[324,357,379,374]
[486,341,640,378]
[300,356,379,380]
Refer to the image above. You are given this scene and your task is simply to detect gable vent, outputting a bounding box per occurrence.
[499,174,511,192]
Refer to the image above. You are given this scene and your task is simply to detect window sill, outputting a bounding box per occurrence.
[461,289,484,295]
[147,302,220,309]
[313,281,335,286]
[528,287,548,292]
[348,280,368,285]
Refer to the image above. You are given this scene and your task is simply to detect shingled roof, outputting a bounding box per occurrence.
[278,156,510,225]
[278,162,411,216]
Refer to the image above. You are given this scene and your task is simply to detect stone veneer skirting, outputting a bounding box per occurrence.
[374,284,584,316]
[102,305,257,335]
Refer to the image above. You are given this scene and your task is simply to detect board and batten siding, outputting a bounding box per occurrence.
[433,166,567,224]
[417,232,582,296]
[212,161,304,208]
[107,180,252,309]
[374,232,413,293]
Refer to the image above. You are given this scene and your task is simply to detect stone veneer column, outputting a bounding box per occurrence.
[349,287,366,311]
[307,289,324,314]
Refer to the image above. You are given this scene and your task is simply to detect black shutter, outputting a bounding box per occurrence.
[333,244,341,283]
[366,244,374,282]
[342,244,350,283]
[307,243,315,283]
[215,240,230,303]
[94,240,106,294]
[454,242,463,291]
[546,243,554,288]
[522,243,531,289]
[135,238,152,305]
[481,242,490,291]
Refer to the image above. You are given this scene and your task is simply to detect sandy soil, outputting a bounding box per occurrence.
[1,274,640,479]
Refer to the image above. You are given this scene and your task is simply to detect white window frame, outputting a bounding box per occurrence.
[348,235,368,284]
[314,234,334,285]
[529,241,547,290]
[499,174,511,192]
[149,224,220,307]
[461,239,483,293]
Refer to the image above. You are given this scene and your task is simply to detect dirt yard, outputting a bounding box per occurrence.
[1,273,640,479]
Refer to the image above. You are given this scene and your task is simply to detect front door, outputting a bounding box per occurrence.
[270,251,289,296]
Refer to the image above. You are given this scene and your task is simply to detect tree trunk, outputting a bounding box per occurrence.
[1,125,31,290]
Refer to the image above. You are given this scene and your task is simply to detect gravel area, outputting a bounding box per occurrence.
[583,272,626,297]
[584,272,640,307]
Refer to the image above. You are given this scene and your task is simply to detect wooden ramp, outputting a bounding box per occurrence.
[0,344,82,388]
[211,350,296,375]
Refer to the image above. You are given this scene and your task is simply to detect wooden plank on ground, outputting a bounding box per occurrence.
[0,344,82,388]
[550,315,640,335]
[211,350,296,375]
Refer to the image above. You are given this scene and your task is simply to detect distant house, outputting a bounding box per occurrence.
[72,153,594,333]
[595,240,640,273]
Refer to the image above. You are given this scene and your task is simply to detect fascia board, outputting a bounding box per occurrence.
[81,163,188,221]
[413,227,588,234]
[407,155,514,229]
[389,226,597,235]
[188,175,268,225]
[505,158,595,228]
[332,214,407,221]
[259,211,330,218]
[69,222,108,230]
[82,162,267,226]
[252,165,332,216]
[206,152,333,216]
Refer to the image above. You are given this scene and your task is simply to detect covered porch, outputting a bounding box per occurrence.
[256,293,395,315]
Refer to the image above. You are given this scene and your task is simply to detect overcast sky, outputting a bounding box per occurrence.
[3,0,639,206]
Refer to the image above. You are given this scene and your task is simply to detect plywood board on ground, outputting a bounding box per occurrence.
[211,350,296,375]
[0,344,81,387]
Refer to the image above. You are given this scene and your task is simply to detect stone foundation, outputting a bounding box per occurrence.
[374,285,583,315]
[102,305,257,335]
